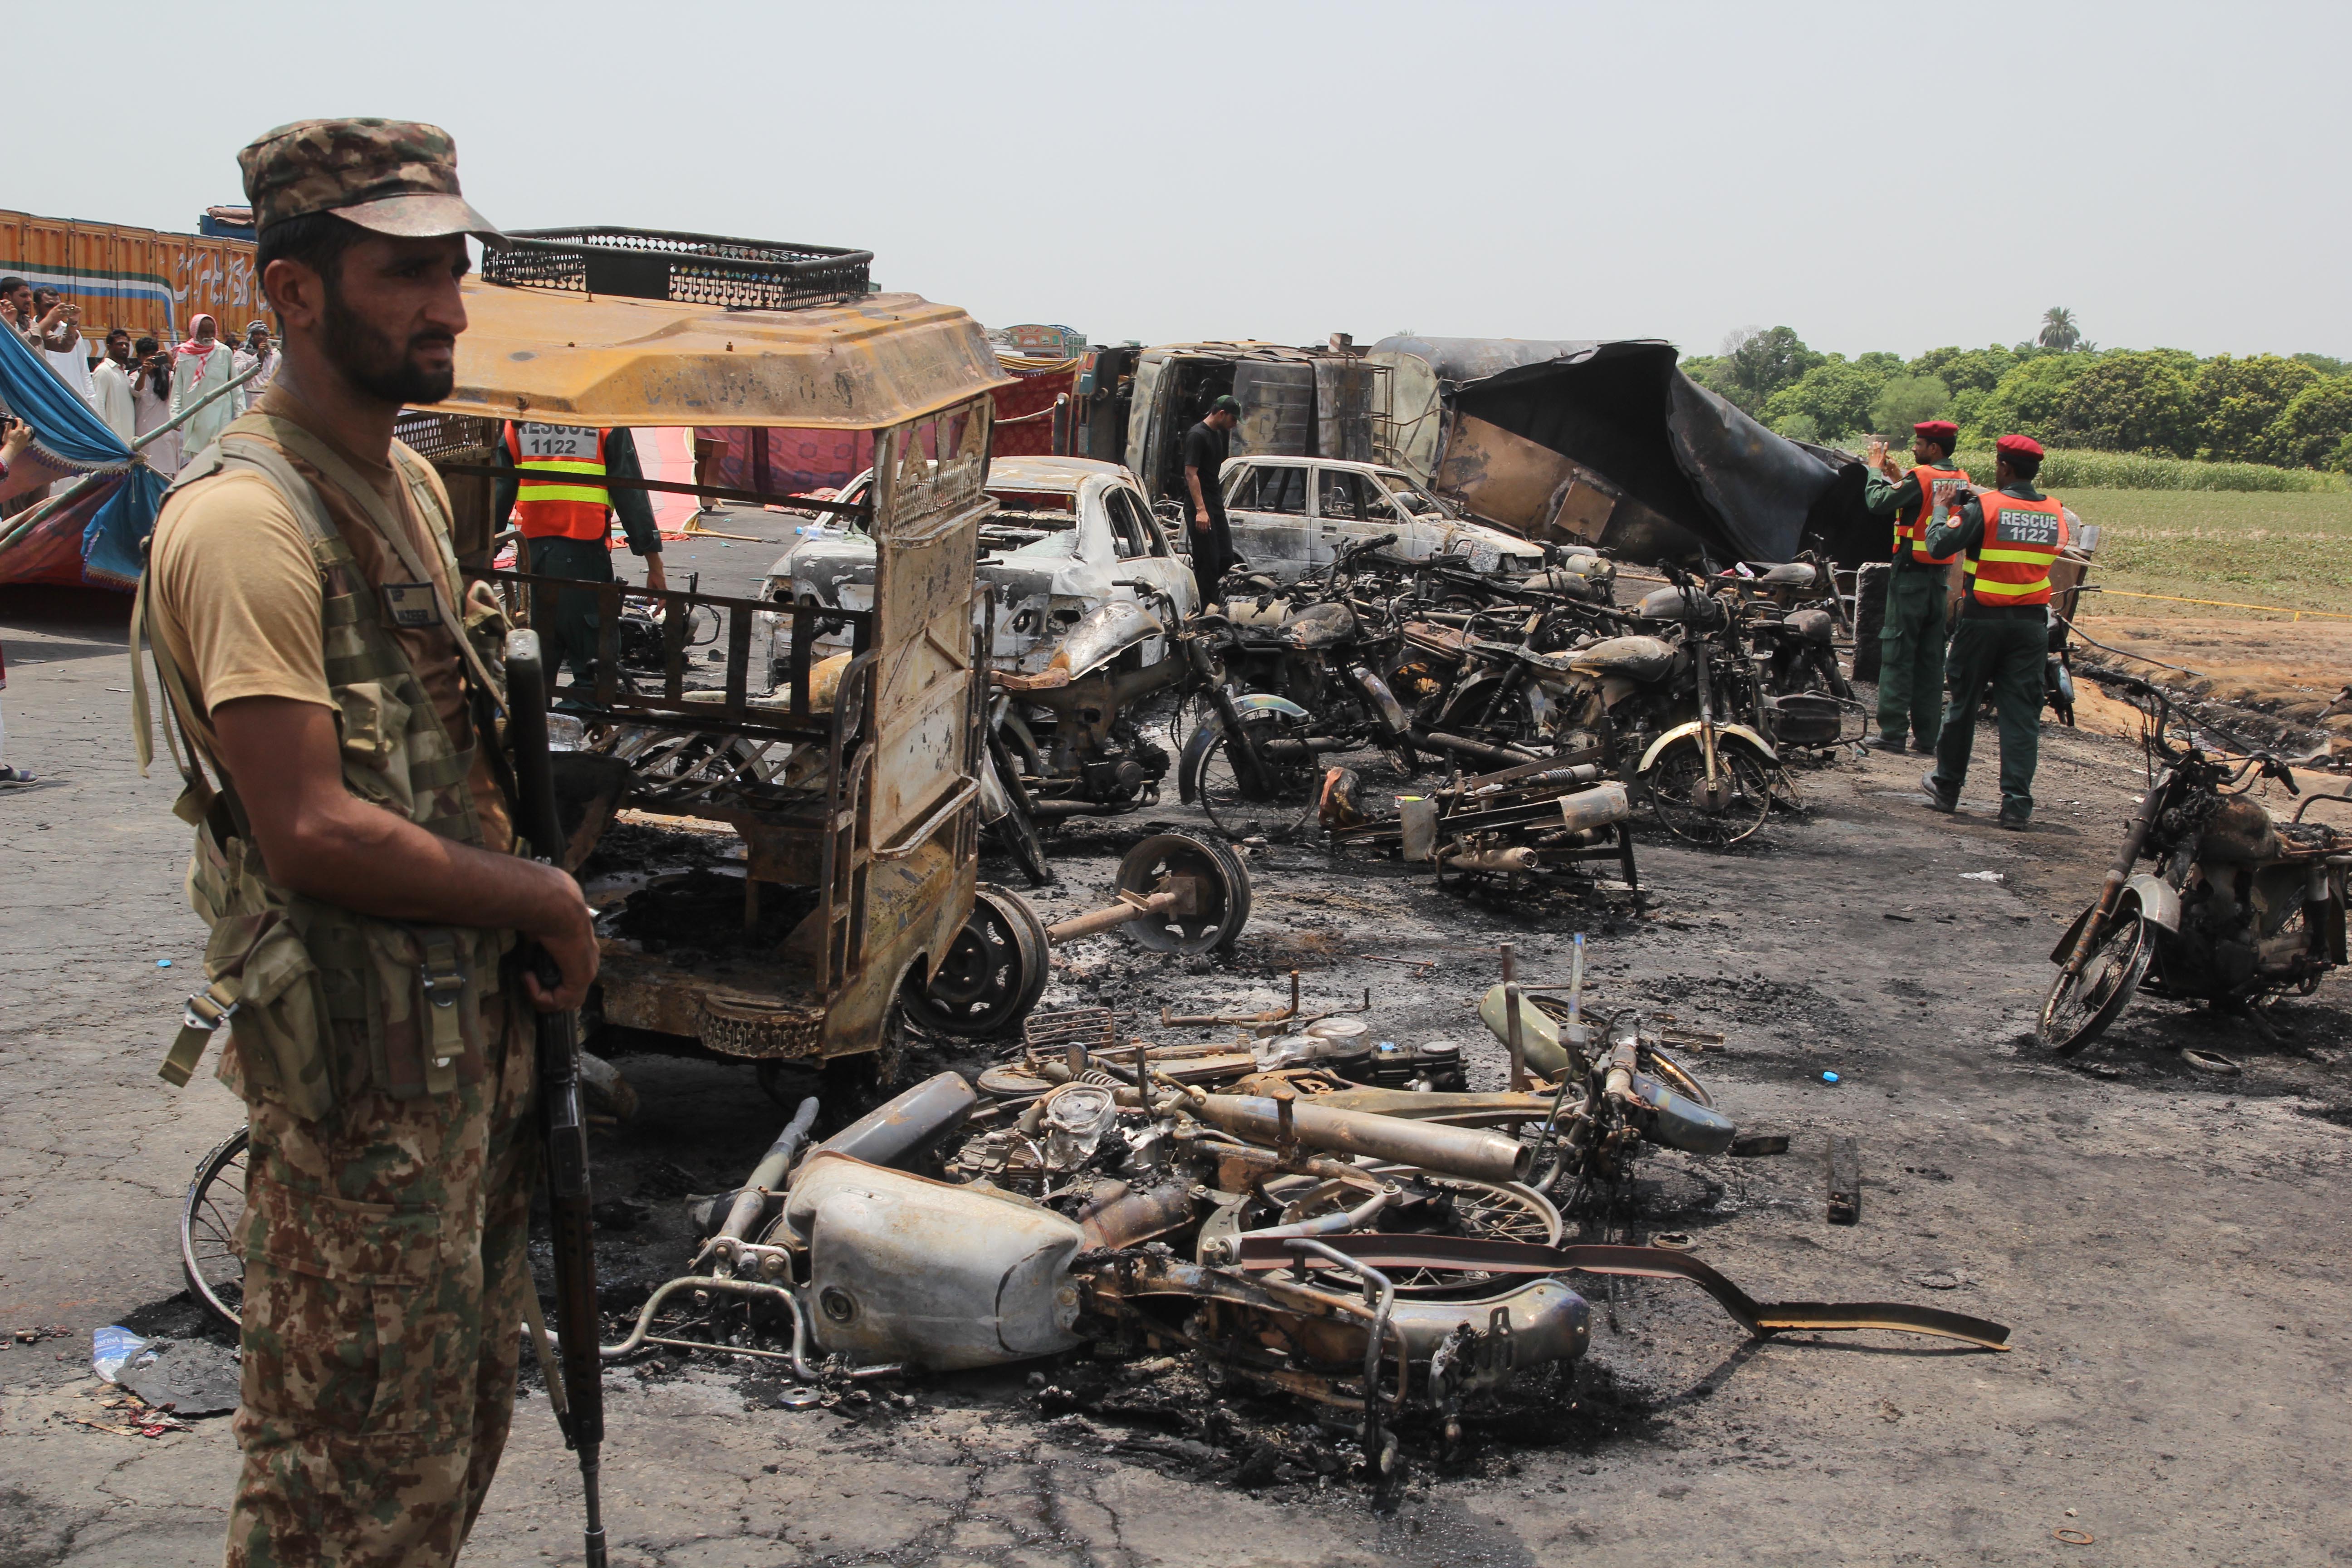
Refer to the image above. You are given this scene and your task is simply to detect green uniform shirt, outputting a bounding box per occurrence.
[1860,464,1926,523]
[1863,455,1957,573]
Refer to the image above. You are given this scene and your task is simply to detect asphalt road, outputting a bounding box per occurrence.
[2,525,2348,1568]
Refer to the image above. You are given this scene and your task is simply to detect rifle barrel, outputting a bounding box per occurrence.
[503,629,608,1568]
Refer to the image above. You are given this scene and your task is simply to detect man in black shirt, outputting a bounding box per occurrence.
[1182,393,1241,608]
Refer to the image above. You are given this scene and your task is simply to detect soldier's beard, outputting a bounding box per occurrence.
[321,286,456,406]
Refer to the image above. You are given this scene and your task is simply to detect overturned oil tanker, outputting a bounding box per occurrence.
[1367,337,1877,568]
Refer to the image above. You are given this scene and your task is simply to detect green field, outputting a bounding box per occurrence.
[2063,487,2352,620]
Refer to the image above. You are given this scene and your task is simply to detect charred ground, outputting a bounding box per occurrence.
[3,542,2348,1564]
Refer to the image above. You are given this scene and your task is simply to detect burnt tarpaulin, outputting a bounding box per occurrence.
[1368,337,1865,565]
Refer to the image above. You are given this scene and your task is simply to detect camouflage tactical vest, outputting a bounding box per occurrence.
[134,411,519,1120]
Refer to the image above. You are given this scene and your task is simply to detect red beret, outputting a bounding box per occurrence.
[1996,433,2045,459]
[1913,420,1959,440]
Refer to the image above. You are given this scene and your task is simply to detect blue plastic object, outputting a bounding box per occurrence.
[1821,1070,1841,1084]
[157,959,172,968]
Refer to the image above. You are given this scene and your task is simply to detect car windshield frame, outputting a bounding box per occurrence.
[1374,469,1451,517]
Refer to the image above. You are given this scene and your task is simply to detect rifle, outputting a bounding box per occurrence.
[504,628,609,1568]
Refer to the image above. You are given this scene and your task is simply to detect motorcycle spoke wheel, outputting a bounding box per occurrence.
[1641,1045,1711,1108]
[985,738,1054,888]
[181,1127,250,1333]
[1286,1169,1564,1297]
[1648,742,1774,848]
[1196,732,1318,843]
[2040,910,2152,1056]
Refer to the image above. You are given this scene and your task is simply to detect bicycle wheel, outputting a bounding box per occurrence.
[181,1127,250,1333]
[2041,908,2152,1056]
[1195,729,1318,843]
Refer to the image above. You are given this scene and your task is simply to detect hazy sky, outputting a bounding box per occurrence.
[18,0,2344,361]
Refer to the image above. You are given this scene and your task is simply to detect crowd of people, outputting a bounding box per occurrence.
[0,280,280,789]
[1,274,277,477]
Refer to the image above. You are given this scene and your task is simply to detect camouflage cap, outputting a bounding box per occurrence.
[238,118,501,239]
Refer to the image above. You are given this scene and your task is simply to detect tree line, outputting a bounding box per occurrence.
[1682,318,2352,473]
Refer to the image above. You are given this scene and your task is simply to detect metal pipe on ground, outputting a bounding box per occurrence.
[1046,889,1178,944]
[1185,1093,1531,1184]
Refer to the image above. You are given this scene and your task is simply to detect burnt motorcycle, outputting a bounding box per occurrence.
[1415,566,1783,847]
[2042,669,2350,1054]
[986,584,1296,852]
[1176,536,1421,840]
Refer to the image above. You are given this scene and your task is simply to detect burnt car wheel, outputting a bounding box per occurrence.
[901,890,1046,1039]
[1115,833,1251,955]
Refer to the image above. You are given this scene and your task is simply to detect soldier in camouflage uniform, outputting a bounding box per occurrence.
[136,120,599,1568]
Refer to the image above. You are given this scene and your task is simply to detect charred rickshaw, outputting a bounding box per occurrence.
[408,232,1229,1089]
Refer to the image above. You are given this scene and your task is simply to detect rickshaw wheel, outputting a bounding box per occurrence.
[899,888,1046,1039]
[1115,833,1251,955]
[181,1126,251,1333]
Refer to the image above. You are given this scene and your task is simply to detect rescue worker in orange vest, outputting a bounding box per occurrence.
[1860,418,1968,753]
[1919,433,2063,829]
[493,421,664,687]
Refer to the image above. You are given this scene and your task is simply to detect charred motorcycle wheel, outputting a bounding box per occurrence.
[1645,737,1774,848]
[181,1126,250,1333]
[2041,906,2153,1056]
[1115,832,1251,955]
[984,734,1054,888]
[1193,720,1319,843]
[900,887,1049,1039]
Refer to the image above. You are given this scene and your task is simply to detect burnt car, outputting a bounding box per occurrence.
[1218,455,1545,581]
[767,455,1198,676]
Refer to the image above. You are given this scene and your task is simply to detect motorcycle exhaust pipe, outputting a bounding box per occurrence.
[1027,799,1148,821]
[1465,762,1602,799]
[1439,846,1540,874]
[1186,1093,1530,1184]
[1556,781,1633,832]
[1411,728,1544,768]
[1259,735,1351,760]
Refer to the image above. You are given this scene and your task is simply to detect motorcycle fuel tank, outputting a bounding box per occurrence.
[1567,635,1676,683]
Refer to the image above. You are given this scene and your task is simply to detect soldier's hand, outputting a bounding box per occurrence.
[642,554,667,595]
[522,871,599,1012]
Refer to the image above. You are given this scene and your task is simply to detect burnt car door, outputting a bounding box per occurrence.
[1311,464,1392,568]
[1222,461,1313,579]
[1102,480,1196,662]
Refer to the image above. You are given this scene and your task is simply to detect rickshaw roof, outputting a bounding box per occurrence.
[436,282,1013,429]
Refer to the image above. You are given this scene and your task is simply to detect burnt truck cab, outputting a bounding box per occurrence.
[767,455,1198,677]
[1073,341,1391,511]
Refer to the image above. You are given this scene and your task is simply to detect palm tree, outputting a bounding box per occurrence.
[2038,308,2082,352]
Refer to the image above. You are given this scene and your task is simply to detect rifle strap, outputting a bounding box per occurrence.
[521,1283,573,1428]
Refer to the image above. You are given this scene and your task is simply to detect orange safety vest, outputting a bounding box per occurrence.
[1894,464,1969,565]
[507,421,612,540]
[1967,491,2065,608]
